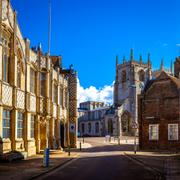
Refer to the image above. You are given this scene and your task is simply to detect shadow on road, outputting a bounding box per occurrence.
[69,144,134,153]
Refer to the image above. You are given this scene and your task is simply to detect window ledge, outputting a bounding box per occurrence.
[2,138,11,143]
[149,139,159,141]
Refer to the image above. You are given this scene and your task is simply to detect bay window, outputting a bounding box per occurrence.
[40,72,46,97]
[2,37,10,83]
[53,84,58,104]
[30,115,35,138]
[2,110,11,138]
[60,87,63,106]
[17,112,23,138]
[17,61,21,88]
[30,68,36,93]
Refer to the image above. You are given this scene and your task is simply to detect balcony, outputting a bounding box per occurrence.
[2,83,13,107]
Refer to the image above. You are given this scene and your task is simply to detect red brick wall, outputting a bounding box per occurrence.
[139,72,180,150]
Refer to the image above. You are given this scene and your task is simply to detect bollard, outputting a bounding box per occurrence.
[83,137,84,144]
[118,137,120,145]
[80,142,82,151]
[134,135,137,154]
[43,148,50,167]
[68,146,71,156]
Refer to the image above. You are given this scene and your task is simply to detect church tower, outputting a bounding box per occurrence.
[113,49,152,136]
[114,55,119,107]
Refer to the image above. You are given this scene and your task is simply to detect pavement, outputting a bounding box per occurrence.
[124,151,180,180]
[107,136,180,180]
[0,150,78,180]
[1,137,180,180]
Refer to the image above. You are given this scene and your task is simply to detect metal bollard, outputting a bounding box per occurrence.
[43,148,50,167]
[134,135,137,154]
[80,142,82,151]
[118,137,120,145]
[68,146,71,156]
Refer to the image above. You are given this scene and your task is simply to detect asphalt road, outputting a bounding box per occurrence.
[37,137,158,180]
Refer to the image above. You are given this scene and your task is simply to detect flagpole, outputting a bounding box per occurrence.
[48,0,51,56]
[43,0,51,168]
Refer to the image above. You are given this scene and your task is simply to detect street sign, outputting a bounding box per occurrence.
[131,122,138,129]
[43,148,50,167]
[70,123,76,133]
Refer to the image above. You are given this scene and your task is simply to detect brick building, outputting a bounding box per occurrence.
[0,0,77,157]
[138,58,180,150]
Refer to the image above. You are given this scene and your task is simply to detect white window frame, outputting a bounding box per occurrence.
[149,124,159,140]
[168,124,178,141]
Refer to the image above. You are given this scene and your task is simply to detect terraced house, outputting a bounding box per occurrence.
[0,0,77,157]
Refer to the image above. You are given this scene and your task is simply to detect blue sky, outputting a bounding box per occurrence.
[11,0,180,91]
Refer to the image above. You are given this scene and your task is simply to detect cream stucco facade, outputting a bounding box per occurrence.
[0,0,77,157]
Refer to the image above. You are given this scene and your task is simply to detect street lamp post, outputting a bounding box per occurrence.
[129,84,138,154]
[116,114,120,145]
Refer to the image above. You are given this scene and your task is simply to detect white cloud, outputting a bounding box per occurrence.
[77,79,114,107]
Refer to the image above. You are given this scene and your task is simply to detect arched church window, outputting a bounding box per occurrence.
[139,70,145,82]
[121,70,126,83]
[108,118,113,134]
[121,111,131,134]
